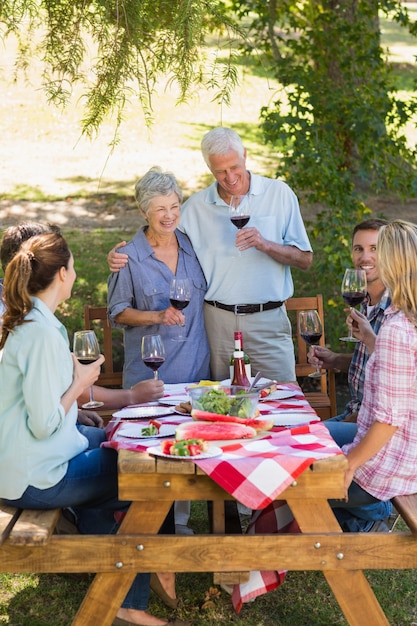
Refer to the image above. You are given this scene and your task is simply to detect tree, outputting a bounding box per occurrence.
[231,0,417,285]
[0,0,239,137]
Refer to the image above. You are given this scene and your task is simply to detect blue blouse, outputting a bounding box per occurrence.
[107,228,210,388]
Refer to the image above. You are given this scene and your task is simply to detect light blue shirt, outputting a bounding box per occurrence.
[180,172,312,304]
[107,228,210,388]
[0,297,87,499]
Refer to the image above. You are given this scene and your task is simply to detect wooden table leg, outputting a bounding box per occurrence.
[324,570,389,626]
[72,501,172,625]
[289,499,389,626]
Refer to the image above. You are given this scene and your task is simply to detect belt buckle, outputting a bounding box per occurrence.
[234,304,246,316]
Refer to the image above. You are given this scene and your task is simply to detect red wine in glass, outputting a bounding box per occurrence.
[230,215,250,229]
[169,298,190,311]
[229,195,250,255]
[342,291,366,308]
[299,310,325,378]
[143,356,165,373]
[169,277,191,341]
[301,331,322,346]
[141,334,165,379]
[340,269,367,342]
[73,330,104,408]
[77,357,99,365]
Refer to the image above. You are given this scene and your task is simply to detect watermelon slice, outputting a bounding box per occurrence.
[176,421,257,441]
[191,409,273,432]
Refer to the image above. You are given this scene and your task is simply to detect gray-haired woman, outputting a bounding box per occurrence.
[108,166,210,387]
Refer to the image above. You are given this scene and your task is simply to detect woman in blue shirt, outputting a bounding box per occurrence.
[0,231,188,626]
[107,167,210,389]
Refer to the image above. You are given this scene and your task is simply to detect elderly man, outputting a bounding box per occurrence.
[109,128,312,382]
[180,127,312,381]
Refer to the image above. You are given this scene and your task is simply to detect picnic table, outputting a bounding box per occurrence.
[2,383,417,625]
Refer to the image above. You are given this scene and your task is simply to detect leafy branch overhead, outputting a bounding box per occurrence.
[0,0,240,136]
[231,0,417,282]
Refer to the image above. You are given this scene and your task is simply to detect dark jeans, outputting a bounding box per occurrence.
[4,428,174,610]
[324,420,392,530]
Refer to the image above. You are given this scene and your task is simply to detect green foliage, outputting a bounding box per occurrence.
[0,0,240,136]
[230,0,417,321]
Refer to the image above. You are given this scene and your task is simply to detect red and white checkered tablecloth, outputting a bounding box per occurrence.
[102,382,343,612]
[103,382,342,509]
[193,422,342,509]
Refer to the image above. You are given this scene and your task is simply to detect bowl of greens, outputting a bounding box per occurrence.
[187,385,260,419]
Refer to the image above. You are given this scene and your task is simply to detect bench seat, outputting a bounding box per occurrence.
[392,493,417,534]
[0,503,60,546]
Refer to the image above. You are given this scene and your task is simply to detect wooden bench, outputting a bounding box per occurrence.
[0,504,60,546]
[1,489,417,626]
[392,494,417,534]
[286,295,337,420]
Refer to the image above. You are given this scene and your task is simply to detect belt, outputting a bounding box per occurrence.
[205,300,284,315]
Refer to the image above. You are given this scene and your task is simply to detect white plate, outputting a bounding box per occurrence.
[159,395,189,406]
[260,390,298,401]
[271,413,317,426]
[112,406,175,419]
[147,445,223,460]
[118,424,177,439]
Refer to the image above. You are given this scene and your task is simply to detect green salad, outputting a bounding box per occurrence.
[196,389,254,418]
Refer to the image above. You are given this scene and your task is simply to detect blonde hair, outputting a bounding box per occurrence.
[377,219,417,326]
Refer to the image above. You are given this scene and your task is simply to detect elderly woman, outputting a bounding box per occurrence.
[107,166,210,388]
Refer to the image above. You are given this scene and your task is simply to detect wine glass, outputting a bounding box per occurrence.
[298,310,325,378]
[169,277,191,341]
[73,330,104,409]
[340,268,367,342]
[229,195,250,255]
[141,334,166,379]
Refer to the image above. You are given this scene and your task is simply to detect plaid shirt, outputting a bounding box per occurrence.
[343,306,417,499]
[345,290,391,416]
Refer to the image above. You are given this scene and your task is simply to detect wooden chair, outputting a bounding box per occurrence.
[286,295,337,420]
[84,305,123,388]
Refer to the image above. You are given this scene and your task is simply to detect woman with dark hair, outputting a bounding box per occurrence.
[0,232,189,626]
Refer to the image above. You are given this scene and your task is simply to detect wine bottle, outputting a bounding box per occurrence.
[229,331,251,380]
[231,348,251,387]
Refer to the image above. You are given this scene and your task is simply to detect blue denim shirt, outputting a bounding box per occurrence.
[107,228,210,388]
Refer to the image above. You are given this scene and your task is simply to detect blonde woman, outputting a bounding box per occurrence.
[327,220,417,518]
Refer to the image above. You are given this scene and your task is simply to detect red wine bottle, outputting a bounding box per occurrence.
[229,331,251,380]
[231,344,251,387]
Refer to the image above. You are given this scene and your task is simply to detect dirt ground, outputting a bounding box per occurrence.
[0,192,416,233]
[1,31,416,232]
